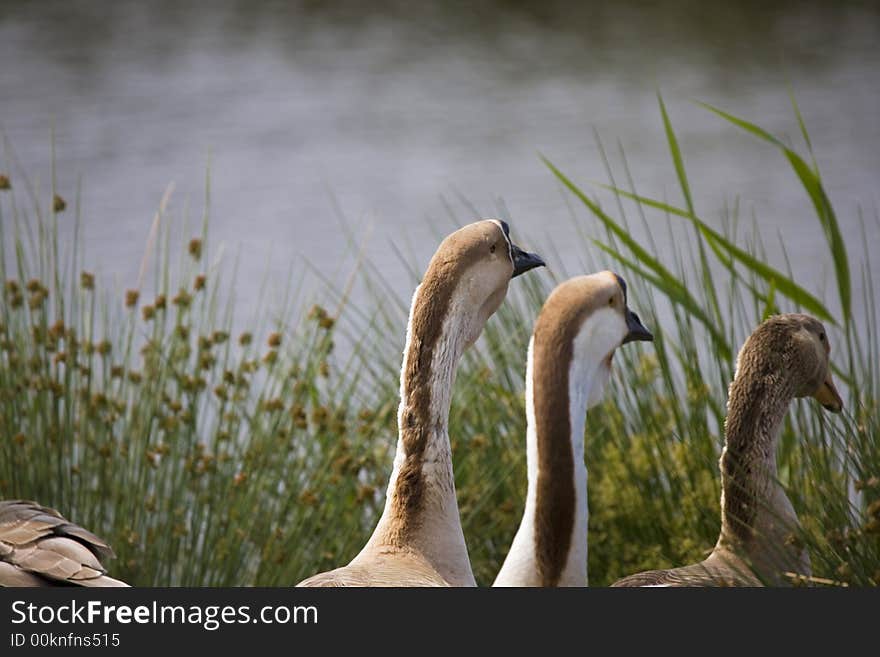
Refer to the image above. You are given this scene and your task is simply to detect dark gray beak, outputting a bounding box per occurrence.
[622,308,653,344]
[510,243,545,278]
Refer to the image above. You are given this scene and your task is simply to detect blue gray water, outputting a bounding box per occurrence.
[2,1,878,331]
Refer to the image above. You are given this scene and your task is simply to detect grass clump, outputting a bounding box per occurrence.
[1,96,877,586]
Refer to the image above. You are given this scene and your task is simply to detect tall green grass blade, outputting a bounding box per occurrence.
[544,156,734,357]
[595,184,835,324]
[698,101,851,324]
[697,102,784,147]
[762,281,778,321]
[658,93,694,216]
[658,93,726,331]
[788,87,816,169]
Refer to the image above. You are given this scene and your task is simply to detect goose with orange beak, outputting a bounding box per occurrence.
[613,313,843,586]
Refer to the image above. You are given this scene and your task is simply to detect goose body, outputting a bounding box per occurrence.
[0,500,128,587]
[297,219,544,587]
[613,313,843,587]
[494,272,653,587]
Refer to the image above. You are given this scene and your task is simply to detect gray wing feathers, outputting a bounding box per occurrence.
[0,500,128,587]
[611,568,707,587]
[0,561,47,586]
[611,558,757,587]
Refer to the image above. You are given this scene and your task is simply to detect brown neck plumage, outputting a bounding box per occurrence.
[386,263,460,544]
[719,328,804,550]
[530,303,591,586]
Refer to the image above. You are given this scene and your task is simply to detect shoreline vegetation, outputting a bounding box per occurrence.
[1,98,877,586]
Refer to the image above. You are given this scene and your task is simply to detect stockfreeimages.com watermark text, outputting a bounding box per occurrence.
[10,599,317,633]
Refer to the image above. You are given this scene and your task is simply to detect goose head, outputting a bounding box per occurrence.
[735,313,843,413]
[421,219,544,348]
[534,270,653,408]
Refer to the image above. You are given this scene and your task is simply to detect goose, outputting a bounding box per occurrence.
[0,499,128,586]
[297,219,544,587]
[493,271,653,587]
[612,313,843,587]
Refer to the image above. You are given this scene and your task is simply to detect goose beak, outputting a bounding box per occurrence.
[814,372,843,413]
[510,243,545,278]
[622,308,653,344]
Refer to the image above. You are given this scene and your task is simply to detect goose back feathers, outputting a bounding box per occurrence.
[0,500,128,587]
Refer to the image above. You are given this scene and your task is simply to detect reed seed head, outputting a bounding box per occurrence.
[298,489,318,507]
[49,320,65,340]
[308,304,328,322]
[263,398,284,413]
[172,288,192,308]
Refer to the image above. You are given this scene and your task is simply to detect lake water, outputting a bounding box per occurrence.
[2,1,878,333]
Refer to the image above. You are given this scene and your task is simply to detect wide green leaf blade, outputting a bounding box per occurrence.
[596,183,836,324]
[699,101,851,323]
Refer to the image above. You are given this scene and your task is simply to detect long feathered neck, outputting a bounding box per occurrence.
[365,279,475,586]
[715,347,809,581]
[494,335,594,587]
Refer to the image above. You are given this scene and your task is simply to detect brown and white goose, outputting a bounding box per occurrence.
[0,499,128,586]
[493,271,653,587]
[297,219,544,587]
[612,313,843,587]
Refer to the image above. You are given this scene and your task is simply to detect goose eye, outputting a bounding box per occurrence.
[490,243,496,254]
[819,332,825,342]
[608,297,614,306]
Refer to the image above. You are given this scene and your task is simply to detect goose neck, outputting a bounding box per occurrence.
[717,364,807,577]
[495,336,591,586]
[365,283,475,585]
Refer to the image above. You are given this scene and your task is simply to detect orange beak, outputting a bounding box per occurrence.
[813,372,843,413]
